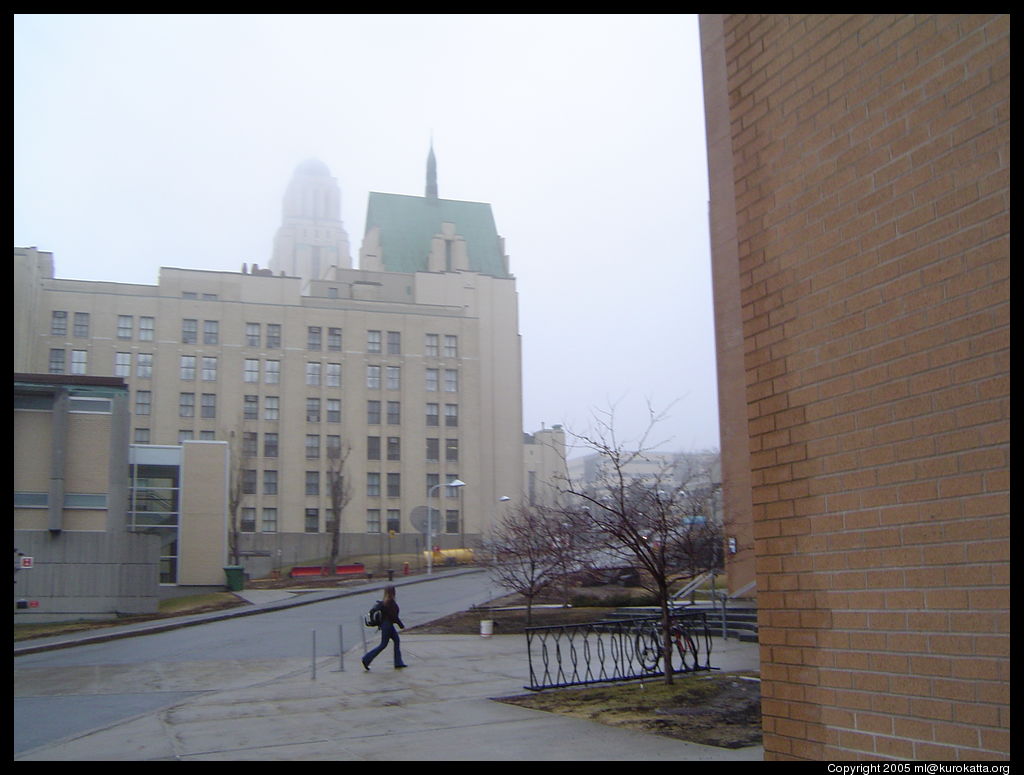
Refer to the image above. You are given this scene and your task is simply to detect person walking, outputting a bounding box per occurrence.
[362,585,407,670]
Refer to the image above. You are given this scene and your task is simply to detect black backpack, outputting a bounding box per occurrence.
[365,602,382,628]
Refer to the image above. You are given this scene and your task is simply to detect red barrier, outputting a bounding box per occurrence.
[288,563,365,578]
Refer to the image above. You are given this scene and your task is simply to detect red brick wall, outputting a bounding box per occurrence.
[701,14,1009,760]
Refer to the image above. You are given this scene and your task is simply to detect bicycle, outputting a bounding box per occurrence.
[634,617,702,673]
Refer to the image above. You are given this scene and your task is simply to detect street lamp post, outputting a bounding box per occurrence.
[427,478,465,575]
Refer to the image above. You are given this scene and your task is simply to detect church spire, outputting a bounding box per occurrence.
[426,141,438,200]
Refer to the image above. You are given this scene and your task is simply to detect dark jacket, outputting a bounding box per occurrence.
[373,598,404,629]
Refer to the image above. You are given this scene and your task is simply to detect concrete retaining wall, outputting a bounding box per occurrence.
[14,530,161,622]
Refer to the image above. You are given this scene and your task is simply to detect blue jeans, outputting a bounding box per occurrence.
[362,621,404,667]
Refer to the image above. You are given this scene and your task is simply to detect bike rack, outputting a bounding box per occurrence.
[524,611,716,691]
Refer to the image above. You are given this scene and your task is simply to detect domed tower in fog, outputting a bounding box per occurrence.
[269,159,351,290]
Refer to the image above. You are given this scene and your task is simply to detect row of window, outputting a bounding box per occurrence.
[52,312,459,356]
[241,470,464,498]
[237,507,461,535]
[51,350,461,394]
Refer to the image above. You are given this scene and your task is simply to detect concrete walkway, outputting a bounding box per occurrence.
[14,576,764,761]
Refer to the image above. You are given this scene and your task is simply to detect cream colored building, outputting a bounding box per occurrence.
[13,155,526,585]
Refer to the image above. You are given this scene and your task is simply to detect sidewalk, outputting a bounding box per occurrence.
[14,573,764,761]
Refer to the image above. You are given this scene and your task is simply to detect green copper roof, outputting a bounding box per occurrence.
[365,192,509,278]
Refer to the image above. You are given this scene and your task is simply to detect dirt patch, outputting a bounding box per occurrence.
[496,672,762,749]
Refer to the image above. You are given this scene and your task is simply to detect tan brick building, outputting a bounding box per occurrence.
[701,14,1009,760]
[14,155,526,586]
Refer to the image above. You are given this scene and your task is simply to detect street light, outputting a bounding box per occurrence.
[427,478,465,575]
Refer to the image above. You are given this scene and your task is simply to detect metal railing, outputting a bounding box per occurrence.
[524,611,715,691]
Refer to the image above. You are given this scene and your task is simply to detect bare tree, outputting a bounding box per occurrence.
[226,427,254,567]
[324,438,352,576]
[560,403,721,685]
[480,503,580,626]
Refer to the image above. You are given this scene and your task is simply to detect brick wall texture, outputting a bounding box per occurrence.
[703,14,1010,760]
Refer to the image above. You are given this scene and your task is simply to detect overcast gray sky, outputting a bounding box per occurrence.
[14,13,720,456]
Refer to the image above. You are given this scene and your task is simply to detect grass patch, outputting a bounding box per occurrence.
[497,672,762,749]
[14,591,246,642]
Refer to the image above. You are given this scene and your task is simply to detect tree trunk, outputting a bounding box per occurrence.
[660,587,674,685]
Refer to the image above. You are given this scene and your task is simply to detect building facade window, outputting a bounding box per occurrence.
[182,319,197,344]
[203,320,219,345]
[366,365,381,389]
[266,324,281,349]
[328,327,342,351]
[367,473,381,497]
[367,509,381,533]
[51,310,67,336]
[180,355,196,381]
[446,438,459,462]
[261,508,278,533]
[426,368,439,392]
[242,432,258,457]
[201,393,216,419]
[445,510,460,534]
[387,401,401,425]
[135,390,152,416]
[367,436,381,461]
[387,509,401,533]
[387,436,401,461]
[387,472,401,497]
[444,334,458,358]
[367,400,381,424]
[426,403,439,426]
[387,331,401,355]
[386,366,400,390]
[70,349,87,375]
[305,471,320,496]
[444,369,458,392]
[307,326,322,350]
[246,322,261,347]
[201,356,217,381]
[306,397,321,423]
[426,437,440,462]
[425,333,439,357]
[73,312,90,337]
[367,330,381,353]
[241,507,256,532]
[48,349,65,373]
[327,398,341,423]
[137,353,153,378]
[264,470,278,495]
[117,315,133,339]
[305,435,320,459]
[244,359,260,383]
[264,395,279,420]
[114,353,131,377]
[244,394,258,420]
[265,360,280,384]
[139,317,155,341]
[326,362,341,387]
[264,432,278,458]
[445,404,459,427]
[305,508,319,533]
[306,362,321,386]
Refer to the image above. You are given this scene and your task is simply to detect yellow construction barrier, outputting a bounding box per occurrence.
[423,547,475,566]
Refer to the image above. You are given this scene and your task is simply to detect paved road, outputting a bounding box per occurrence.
[14,571,496,755]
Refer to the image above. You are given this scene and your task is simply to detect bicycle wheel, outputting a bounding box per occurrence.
[634,627,661,672]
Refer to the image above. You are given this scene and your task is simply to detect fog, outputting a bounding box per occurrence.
[14,14,720,455]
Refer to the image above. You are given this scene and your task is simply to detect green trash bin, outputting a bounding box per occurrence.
[224,565,246,591]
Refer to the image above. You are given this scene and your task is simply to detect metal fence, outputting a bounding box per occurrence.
[524,610,715,691]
